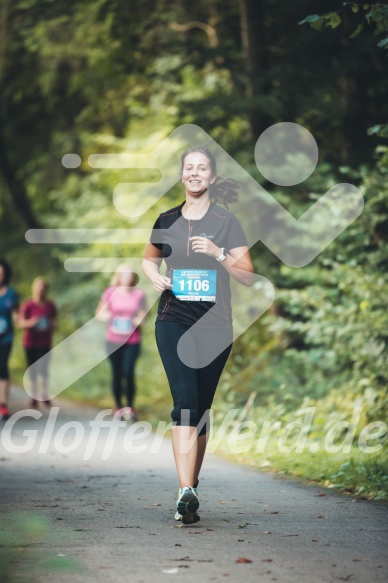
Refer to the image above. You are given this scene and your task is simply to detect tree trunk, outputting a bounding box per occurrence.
[0,134,41,230]
[240,0,271,139]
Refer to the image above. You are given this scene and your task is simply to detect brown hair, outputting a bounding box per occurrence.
[111,264,137,287]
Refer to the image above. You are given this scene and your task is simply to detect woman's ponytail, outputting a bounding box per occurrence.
[208,176,239,208]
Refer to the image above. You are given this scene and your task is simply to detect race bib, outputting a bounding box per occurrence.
[35,317,50,331]
[172,269,217,302]
[111,316,132,335]
[0,316,9,335]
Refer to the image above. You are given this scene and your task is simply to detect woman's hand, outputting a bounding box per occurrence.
[190,236,221,258]
[95,301,110,322]
[152,274,172,293]
[16,315,40,329]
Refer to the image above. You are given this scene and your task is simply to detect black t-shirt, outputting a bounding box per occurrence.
[150,201,248,329]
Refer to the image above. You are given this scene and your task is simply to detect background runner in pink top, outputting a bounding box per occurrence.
[101,286,145,345]
[96,264,148,421]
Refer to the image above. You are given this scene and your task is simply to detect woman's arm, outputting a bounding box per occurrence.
[132,294,148,327]
[142,243,172,292]
[95,297,111,322]
[15,306,39,329]
[223,246,255,286]
[190,237,254,286]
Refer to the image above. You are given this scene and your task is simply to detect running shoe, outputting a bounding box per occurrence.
[0,405,10,421]
[175,486,200,522]
[117,407,137,421]
[128,407,137,421]
[176,486,200,524]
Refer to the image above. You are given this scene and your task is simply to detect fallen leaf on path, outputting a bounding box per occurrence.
[235,557,252,564]
[315,493,326,497]
[264,531,272,535]
[262,559,272,562]
[269,511,279,514]
[151,503,162,506]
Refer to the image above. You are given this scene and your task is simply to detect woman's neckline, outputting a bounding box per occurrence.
[115,286,135,293]
[179,201,212,221]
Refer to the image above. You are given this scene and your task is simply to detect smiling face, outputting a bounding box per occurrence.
[181,152,216,197]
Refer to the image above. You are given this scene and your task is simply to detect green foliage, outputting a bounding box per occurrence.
[0,512,86,582]
[300,2,388,46]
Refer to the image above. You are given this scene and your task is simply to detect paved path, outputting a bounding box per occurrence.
[0,388,387,582]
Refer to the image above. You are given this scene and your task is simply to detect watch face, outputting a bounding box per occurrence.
[217,248,226,261]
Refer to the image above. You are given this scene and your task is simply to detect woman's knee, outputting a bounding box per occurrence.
[0,367,9,380]
[171,404,199,426]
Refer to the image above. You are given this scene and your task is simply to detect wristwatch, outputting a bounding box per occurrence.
[216,247,227,262]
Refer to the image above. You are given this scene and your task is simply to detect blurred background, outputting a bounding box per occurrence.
[0,0,387,498]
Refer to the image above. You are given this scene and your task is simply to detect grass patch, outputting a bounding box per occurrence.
[210,401,388,501]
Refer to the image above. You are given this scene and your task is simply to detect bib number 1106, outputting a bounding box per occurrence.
[177,278,210,292]
[172,269,217,302]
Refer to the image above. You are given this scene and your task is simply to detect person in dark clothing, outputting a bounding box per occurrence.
[0,258,19,421]
[142,147,254,523]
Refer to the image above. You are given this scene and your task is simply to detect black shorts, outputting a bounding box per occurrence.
[0,343,12,380]
[155,321,232,436]
[25,346,51,380]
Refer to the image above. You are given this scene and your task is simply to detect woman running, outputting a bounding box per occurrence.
[96,264,147,421]
[142,147,254,524]
[0,258,19,421]
[18,277,57,408]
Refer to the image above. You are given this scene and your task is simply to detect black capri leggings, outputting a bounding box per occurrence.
[106,342,141,409]
[25,347,51,382]
[155,321,233,436]
[0,343,12,380]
